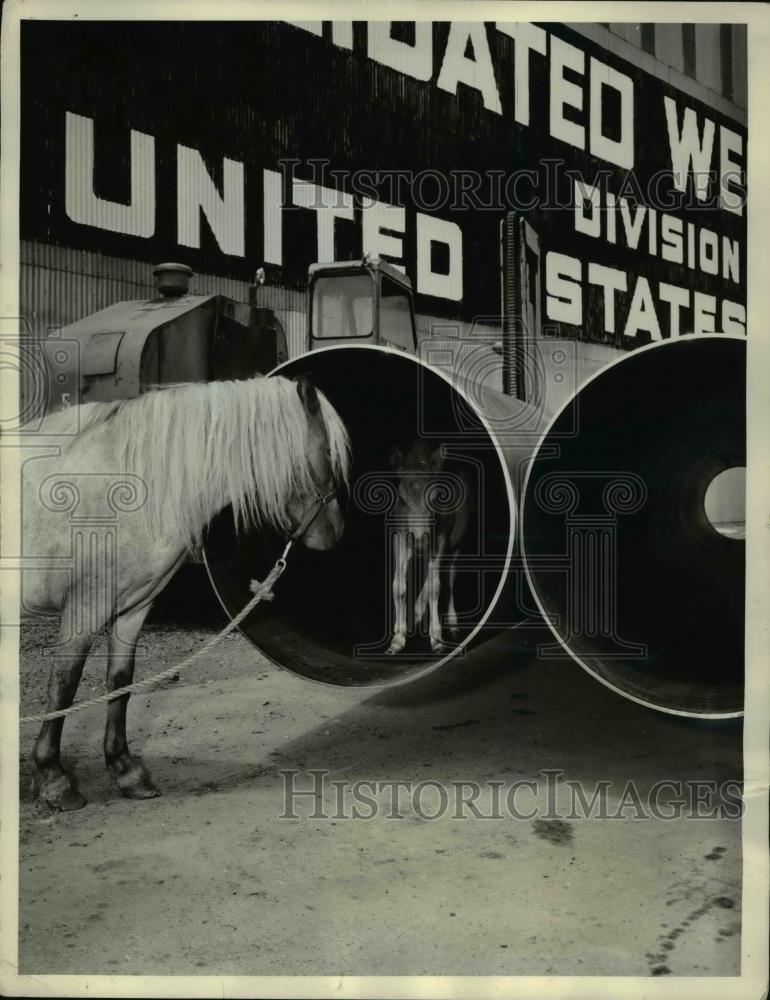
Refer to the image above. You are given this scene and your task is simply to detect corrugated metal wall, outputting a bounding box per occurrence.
[20,240,513,372]
[20,240,310,355]
[21,238,630,417]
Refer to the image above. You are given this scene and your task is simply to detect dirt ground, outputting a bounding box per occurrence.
[17,583,742,978]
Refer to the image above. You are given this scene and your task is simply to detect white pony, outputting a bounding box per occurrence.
[21,374,350,810]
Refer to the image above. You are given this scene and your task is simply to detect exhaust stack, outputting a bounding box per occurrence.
[153,262,193,298]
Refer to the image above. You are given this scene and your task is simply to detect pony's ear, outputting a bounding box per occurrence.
[296,374,320,415]
[388,445,403,470]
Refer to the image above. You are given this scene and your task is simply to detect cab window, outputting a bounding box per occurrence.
[311,274,374,339]
[379,275,416,352]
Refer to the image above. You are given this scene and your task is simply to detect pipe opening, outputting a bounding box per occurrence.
[704,466,746,540]
[522,336,746,717]
[204,346,514,687]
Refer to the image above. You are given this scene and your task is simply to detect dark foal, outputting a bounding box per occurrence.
[386,440,471,655]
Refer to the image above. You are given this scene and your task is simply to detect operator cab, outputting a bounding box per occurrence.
[308,254,417,354]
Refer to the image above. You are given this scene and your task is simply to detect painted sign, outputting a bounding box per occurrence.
[20,20,746,346]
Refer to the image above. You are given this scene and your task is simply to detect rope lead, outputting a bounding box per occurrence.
[19,543,293,726]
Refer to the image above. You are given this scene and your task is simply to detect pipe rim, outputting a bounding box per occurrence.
[205,343,517,689]
[520,334,746,720]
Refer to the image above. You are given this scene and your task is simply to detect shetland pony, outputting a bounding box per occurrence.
[21,374,350,810]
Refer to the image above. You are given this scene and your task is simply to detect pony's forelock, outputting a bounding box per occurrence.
[319,391,351,486]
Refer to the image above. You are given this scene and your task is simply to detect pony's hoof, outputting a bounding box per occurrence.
[108,755,160,799]
[38,774,87,812]
[430,638,452,655]
[111,758,161,800]
[386,636,406,655]
[119,777,161,800]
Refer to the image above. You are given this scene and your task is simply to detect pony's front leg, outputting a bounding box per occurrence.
[104,604,160,800]
[33,628,93,811]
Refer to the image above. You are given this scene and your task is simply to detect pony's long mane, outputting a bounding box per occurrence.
[40,377,350,547]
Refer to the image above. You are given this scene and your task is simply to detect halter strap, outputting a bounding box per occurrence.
[289,486,339,541]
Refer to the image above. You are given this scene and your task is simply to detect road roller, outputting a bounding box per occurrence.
[32,234,746,719]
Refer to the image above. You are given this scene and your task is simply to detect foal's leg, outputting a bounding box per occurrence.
[33,627,94,811]
[386,532,410,655]
[428,538,449,654]
[413,541,431,634]
[414,576,428,633]
[445,550,460,640]
[104,604,160,799]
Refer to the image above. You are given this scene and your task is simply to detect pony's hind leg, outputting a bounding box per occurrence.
[33,627,94,811]
[104,604,160,800]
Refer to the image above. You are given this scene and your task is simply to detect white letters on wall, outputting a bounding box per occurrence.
[719,126,744,216]
[58,21,745,330]
[496,22,547,127]
[177,145,245,256]
[361,197,406,268]
[416,213,463,300]
[546,252,582,324]
[589,57,634,170]
[65,112,155,238]
[368,22,433,81]
[624,276,661,340]
[263,169,283,265]
[436,22,502,114]
[664,98,715,203]
[292,179,354,261]
[550,37,585,150]
[574,180,601,238]
[588,263,627,334]
[658,283,689,338]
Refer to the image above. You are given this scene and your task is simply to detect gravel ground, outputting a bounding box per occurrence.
[17,584,743,977]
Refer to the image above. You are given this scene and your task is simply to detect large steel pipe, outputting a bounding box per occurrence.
[203,345,515,687]
[521,336,746,718]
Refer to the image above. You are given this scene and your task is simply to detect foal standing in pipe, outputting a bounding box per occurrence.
[386,440,471,656]
[21,375,350,811]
